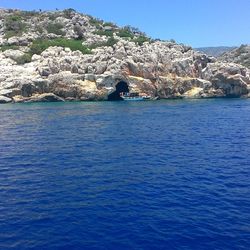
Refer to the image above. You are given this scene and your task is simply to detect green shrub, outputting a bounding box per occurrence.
[4,31,18,39]
[94,30,114,37]
[116,28,134,39]
[106,37,118,47]
[89,16,103,29]
[35,25,44,34]
[19,10,39,18]
[6,15,22,22]
[133,36,151,46]
[29,40,50,55]
[46,22,65,36]
[124,25,145,36]
[103,22,117,27]
[90,37,118,49]
[0,45,19,52]
[4,15,26,38]
[48,13,59,21]
[29,38,92,55]
[14,53,32,65]
[63,8,76,19]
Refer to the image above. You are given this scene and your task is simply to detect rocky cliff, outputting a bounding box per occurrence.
[0,8,249,103]
[218,44,250,69]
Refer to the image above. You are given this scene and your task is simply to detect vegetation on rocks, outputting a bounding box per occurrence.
[105,37,118,47]
[103,22,117,28]
[90,37,118,49]
[46,22,65,36]
[0,45,19,52]
[88,16,104,29]
[35,25,44,34]
[63,8,76,19]
[93,30,114,37]
[47,13,59,21]
[14,53,32,65]
[56,38,90,53]
[9,38,92,64]
[117,27,134,39]
[29,38,92,55]
[133,35,151,46]
[0,8,249,103]
[19,10,40,18]
[4,15,27,38]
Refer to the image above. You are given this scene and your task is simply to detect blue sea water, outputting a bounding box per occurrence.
[0,99,250,250]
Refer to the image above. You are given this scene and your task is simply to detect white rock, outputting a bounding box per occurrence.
[0,95,12,103]
[3,50,25,61]
[31,54,41,61]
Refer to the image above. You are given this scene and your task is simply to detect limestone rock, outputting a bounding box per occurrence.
[31,93,65,102]
[32,54,42,62]
[0,95,12,103]
[183,87,203,98]
[0,88,21,97]
[0,8,249,102]
[13,93,64,103]
[3,49,25,61]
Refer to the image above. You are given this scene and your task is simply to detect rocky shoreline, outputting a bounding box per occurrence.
[0,9,249,104]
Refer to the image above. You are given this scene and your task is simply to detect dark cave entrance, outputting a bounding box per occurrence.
[108,81,129,101]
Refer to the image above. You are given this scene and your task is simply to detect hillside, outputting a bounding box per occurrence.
[218,45,250,69]
[0,8,249,103]
[195,46,236,57]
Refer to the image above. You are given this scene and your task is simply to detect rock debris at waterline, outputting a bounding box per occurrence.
[0,8,249,103]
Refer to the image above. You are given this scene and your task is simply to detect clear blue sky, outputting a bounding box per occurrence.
[0,0,249,47]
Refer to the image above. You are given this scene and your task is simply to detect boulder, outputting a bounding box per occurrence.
[7,37,19,45]
[0,95,12,103]
[32,54,42,62]
[3,49,25,61]
[0,88,21,97]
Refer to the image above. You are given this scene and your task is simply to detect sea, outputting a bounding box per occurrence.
[0,99,250,250]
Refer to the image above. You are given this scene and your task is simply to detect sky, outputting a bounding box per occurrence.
[0,0,249,47]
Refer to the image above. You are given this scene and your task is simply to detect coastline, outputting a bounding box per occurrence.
[1,95,250,105]
[0,9,249,104]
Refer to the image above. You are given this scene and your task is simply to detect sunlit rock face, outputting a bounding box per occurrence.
[0,9,249,103]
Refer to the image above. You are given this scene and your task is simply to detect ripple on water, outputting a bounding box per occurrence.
[0,99,250,250]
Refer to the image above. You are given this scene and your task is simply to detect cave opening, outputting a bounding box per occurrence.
[108,81,129,101]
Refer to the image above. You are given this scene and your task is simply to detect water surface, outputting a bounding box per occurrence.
[0,99,250,249]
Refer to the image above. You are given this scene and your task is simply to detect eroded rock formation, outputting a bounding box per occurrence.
[0,8,249,103]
